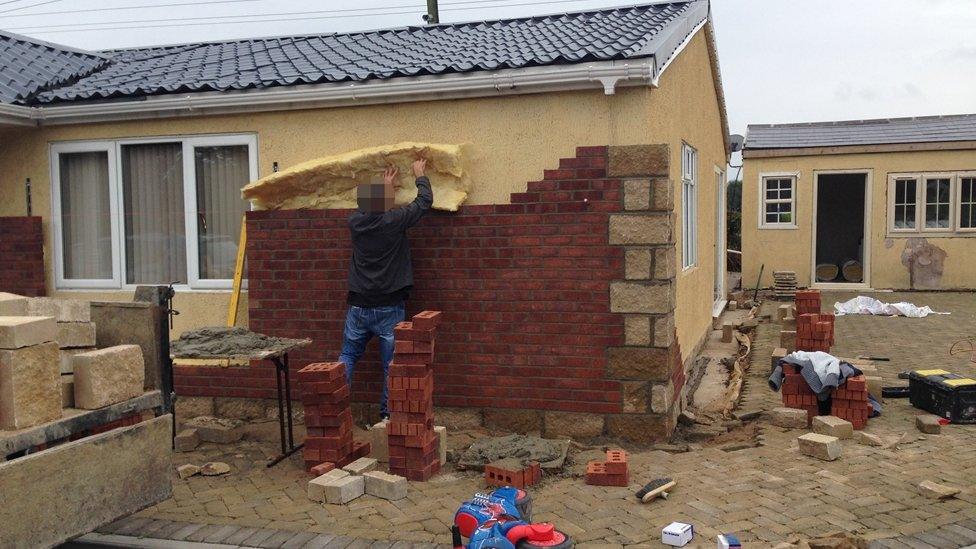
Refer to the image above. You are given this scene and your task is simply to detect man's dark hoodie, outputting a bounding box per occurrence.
[346,176,433,307]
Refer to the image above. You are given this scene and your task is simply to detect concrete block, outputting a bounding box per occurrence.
[183,416,244,444]
[341,457,378,475]
[307,469,351,502]
[57,322,96,349]
[174,429,200,452]
[798,433,842,461]
[812,416,854,439]
[0,293,27,316]
[0,341,61,429]
[916,415,941,434]
[363,470,408,501]
[0,316,57,349]
[27,297,90,323]
[324,474,365,504]
[59,347,94,375]
[435,425,447,466]
[918,480,960,500]
[370,421,389,462]
[770,407,808,429]
[61,375,74,408]
[72,345,144,410]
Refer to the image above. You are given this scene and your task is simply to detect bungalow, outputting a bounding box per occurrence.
[0,0,730,441]
[742,114,976,290]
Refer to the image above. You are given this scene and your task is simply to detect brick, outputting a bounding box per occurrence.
[0,316,57,349]
[26,297,90,323]
[363,471,408,500]
[393,322,434,342]
[410,310,442,330]
[771,347,787,370]
[585,461,629,487]
[341,457,377,475]
[485,458,527,488]
[72,345,144,409]
[0,293,27,316]
[0,341,60,429]
[722,323,733,343]
[812,415,854,439]
[770,407,808,429]
[605,449,627,474]
[797,433,842,461]
[916,414,942,434]
[307,469,351,502]
[57,322,97,349]
[174,429,200,452]
[310,462,335,477]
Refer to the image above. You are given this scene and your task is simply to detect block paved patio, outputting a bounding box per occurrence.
[102,291,976,548]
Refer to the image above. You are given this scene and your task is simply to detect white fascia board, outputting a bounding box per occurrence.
[30,60,656,126]
[0,103,35,126]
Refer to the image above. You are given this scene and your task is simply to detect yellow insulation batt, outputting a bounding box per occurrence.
[242,142,470,211]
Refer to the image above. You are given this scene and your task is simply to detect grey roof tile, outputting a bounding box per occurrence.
[745,114,976,149]
[0,30,108,103]
[0,1,706,105]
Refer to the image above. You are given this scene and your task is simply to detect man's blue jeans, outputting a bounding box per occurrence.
[338,303,405,416]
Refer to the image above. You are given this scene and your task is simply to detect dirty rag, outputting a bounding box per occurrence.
[834,296,949,317]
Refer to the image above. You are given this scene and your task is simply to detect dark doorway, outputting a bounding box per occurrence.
[815,173,866,283]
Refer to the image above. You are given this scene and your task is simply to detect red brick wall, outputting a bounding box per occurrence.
[0,217,45,297]
[175,147,634,415]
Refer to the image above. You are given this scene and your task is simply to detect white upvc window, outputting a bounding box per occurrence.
[681,143,698,269]
[890,175,920,232]
[51,134,258,290]
[886,171,976,236]
[759,173,798,229]
[958,173,976,232]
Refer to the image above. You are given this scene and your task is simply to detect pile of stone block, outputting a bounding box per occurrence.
[484,458,542,489]
[585,448,628,487]
[307,457,408,504]
[388,311,442,481]
[830,375,870,430]
[298,361,369,472]
[796,313,835,353]
[0,310,60,430]
[772,271,797,300]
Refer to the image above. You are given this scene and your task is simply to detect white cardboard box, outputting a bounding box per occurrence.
[662,522,694,547]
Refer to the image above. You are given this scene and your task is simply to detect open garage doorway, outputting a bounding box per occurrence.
[812,171,871,289]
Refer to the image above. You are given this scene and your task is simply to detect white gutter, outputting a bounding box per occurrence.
[25,60,657,126]
[0,103,34,126]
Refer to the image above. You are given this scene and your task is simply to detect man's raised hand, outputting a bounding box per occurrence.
[412,158,427,178]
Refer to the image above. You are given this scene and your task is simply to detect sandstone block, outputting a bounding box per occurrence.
[652,314,675,348]
[622,381,649,413]
[57,322,96,349]
[812,416,854,439]
[0,293,27,316]
[543,411,604,439]
[650,178,674,211]
[653,246,676,280]
[341,457,378,475]
[308,469,350,502]
[916,415,941,434]
[770,407,808,429]
[857,432,884,446]
[797,433,842,461]
[0,316,57,349]
[58,347,94,375]
[27,297,90,323]
[918,480,960,500]
[607,346,674,381]
[183,416,244,444]
[609,214,672,245]
[624,248,651,280]
[61,375,74,408]
[324,474,365,504]
[0,341,61,429]
[624,315,651,346]
[370,421,389,462]
[607,144,669,178]
[435,425,447,465]
[174,429,200,452]
[363,471,408,501]
[609,281,673,314]
[72,345,144,410]
[650,382,674,414]
[623,179,651,210]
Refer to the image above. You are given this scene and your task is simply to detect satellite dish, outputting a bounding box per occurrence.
[728,134,745,153]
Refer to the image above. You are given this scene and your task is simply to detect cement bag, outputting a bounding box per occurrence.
[833,296,949,317]
[242,142,470,211]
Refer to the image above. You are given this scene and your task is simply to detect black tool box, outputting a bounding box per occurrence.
[908,369,976,423]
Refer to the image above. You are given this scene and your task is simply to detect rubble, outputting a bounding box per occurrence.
[174,429,200,452]
[918,480,960,500]
[457,434,569,471]
[200,462,231,476]
[856,432,884,447]
[176,464,201,479]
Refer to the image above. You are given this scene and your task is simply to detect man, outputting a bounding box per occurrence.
[340,158,432,422]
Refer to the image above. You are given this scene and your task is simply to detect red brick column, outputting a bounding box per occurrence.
[0,217,45,296]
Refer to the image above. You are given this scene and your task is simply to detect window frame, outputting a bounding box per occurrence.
[956,171,976,233]
[758,172,799,230]
[681,143,698,270]
[920,172,955,233]
[887,174,921,234]
[50,133,258,291]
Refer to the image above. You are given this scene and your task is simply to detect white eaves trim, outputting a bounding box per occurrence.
[5,59,662,127]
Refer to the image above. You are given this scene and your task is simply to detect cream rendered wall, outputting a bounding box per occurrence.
[742,148,976,290]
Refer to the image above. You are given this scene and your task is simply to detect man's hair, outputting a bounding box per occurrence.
[357,182,389,213]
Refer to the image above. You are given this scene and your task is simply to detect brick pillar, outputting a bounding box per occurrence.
[0,217,45,297]
[604,145,680,443]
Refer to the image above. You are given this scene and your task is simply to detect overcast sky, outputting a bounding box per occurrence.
[3,0,975,141]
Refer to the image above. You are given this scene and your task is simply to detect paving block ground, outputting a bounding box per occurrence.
[107,291,976,548]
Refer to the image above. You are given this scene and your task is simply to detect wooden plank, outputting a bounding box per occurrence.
[227,213,247,327]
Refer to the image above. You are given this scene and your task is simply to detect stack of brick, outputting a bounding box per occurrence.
[298,362,369,472]
[796,313,835,353]
[780,363,818,426]
[831,374,870,430]
[388,310,442,481]
[585,449,628,487]
[794,289,821,315]
[484,458,542,489]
